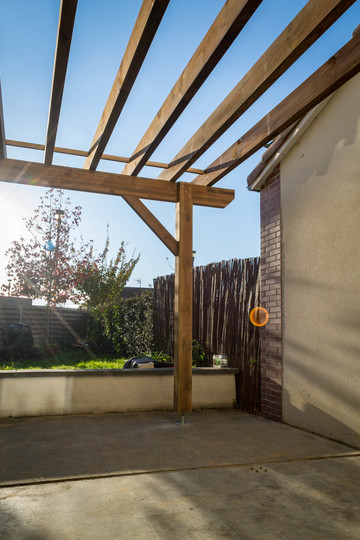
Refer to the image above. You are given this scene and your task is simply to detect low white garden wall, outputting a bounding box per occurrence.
[0,368,238,417]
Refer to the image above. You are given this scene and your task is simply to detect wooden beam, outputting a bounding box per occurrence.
[0,158,234,208]
[193,31,360,186]
[44,0,78,165]
[6,139,204,174]
[189,184,235,208]
[0,158,179,202]
[83,0,169,171]
[158,0,356,182]
[0,80,6,159]
[174,183,193,413]
[122,0,262,177]
[122,195,178,255]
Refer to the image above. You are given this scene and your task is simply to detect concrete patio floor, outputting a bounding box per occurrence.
[0,410,359,539]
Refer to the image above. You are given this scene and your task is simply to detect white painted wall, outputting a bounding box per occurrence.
[281,74,360,448]
[0,369,237,417]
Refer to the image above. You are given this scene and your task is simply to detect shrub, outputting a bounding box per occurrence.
[192,339,207,367]
[87,290,154,357]
[121,292,155,355]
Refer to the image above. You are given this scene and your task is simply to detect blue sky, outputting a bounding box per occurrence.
[1,0,359,291]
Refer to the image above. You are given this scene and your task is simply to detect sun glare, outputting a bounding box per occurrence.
[250,307,269,327]
[0,186,33,286]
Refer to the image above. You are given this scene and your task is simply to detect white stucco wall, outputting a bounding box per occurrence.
[0,369,237,417]
[281,74,360,448]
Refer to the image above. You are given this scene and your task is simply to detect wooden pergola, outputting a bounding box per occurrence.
[1,0,359,413]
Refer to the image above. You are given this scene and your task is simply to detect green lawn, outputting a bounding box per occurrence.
[0,350,127,370]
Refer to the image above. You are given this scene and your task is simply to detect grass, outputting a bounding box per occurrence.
[0,350,127,370]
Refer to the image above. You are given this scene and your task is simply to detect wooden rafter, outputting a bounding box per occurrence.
[115,0,260,261]
[0,80,6,159]
[122,0,262,177]
[83,0,169,171]
[193,31,360,187]
[157,0,357,182]
[44,0,78,165]
[0,158,234,208]
[81,1,171,254]
[6,139,204,175]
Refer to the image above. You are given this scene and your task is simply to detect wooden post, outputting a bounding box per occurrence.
[174,182,193,412]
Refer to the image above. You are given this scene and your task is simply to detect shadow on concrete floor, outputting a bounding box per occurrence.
[1,411,360,539]
[0,409,358,486]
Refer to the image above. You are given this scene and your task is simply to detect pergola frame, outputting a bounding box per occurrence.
[1,0,359,413]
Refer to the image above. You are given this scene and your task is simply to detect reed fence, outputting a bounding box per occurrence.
[153,257,261,413]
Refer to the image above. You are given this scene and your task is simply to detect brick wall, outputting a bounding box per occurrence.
[260,166,283,421]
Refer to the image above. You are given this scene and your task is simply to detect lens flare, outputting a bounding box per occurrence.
[250,307,269,327]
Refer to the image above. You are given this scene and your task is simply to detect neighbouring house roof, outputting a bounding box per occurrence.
[120,287,152,300]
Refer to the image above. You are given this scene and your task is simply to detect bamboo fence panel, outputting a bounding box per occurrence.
[153,257,261,413]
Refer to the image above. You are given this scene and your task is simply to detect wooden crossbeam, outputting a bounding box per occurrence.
[0,158,234,208]
[0,80,6,159]
[193,31,360,187]
[6,139,181,255]
[83,0,169,171]
[6,139,204,175]
[44,0,78,165]
[122,0,262,177]
[157,0,356,182]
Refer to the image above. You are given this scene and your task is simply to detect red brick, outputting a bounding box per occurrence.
[266,255,278,263]
[260,168,283,419]
[262,404,282,415]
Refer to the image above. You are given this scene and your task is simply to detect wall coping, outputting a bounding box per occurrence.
[0,367,239,378]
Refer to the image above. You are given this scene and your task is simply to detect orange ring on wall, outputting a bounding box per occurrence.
[250,307,269,327]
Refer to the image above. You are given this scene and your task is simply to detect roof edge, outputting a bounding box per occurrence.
[247,94,334,192]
